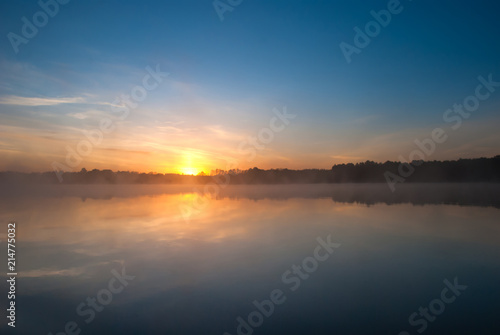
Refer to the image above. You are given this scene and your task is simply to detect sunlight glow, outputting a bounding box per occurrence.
[180,167,200,175]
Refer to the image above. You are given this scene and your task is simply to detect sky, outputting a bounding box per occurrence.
[0,0,499,174]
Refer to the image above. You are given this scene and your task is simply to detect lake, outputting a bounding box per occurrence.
[1,184,499,335]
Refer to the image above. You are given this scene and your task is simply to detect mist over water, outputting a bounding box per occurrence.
[1,184,499,334]
[3,183,500,207]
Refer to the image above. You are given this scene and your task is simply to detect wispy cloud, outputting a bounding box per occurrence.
[19,260,122,278]
[19,267,86,278]
[0,95,86,106]
[67,112,88,120]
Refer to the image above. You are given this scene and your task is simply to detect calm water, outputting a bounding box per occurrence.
[1,184,499,335]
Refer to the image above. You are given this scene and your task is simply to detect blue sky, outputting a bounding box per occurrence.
[0,0,499,173]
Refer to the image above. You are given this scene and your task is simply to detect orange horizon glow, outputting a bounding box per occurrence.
[178,167,204,175]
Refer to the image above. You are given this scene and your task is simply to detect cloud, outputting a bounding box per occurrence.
[68,113,88,120]
[18,260,123,278]
[330,155,367,161]
[204,125,245,141]
[19,267,86,278]
[0,95,86,106]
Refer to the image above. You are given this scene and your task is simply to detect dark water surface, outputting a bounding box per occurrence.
[1,184,499,335]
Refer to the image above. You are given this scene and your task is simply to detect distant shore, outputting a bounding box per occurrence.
[1,156,499,185]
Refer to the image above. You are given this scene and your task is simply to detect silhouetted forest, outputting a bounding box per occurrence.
[1,156,499,185]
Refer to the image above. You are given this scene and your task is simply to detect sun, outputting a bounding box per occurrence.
[176,154,206,175]
[180,167,200,175]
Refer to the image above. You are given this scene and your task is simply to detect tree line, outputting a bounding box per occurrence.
[1,156,499,184]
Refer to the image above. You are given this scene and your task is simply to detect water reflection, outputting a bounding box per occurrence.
[0,184,498,334]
